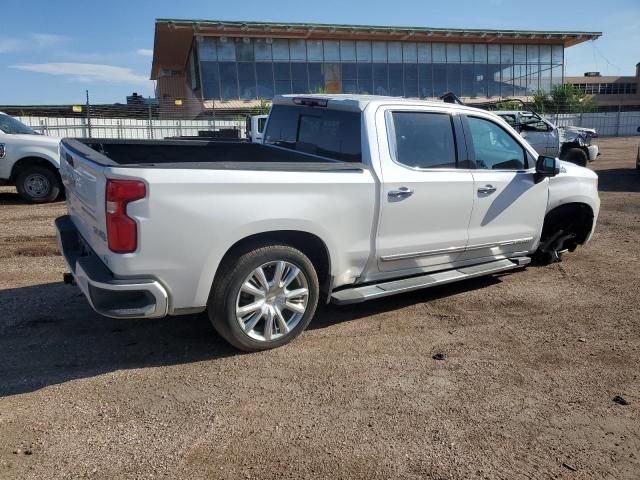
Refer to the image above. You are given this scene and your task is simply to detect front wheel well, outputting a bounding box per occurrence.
[11,156,60,182]
[541,203,594,246]
[213,230,332,301]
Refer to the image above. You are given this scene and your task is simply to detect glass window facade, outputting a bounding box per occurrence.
[572,82,638,95]
[196,37,564,100]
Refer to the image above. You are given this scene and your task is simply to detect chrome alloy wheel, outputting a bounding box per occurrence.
[24,173,51,198]
[235,261,309,342]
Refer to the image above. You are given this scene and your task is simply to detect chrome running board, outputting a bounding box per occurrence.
[330,257,530,305]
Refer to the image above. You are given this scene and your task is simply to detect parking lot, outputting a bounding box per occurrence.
[0,136,638,479]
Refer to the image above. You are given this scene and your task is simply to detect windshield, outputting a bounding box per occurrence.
[0,114,37,135]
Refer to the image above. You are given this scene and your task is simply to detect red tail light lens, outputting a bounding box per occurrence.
[106,179,146,253]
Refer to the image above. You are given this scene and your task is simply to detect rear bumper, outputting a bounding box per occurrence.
[55,215,169,319]
[587,145,599,162]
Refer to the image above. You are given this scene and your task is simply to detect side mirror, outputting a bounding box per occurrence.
[534,155,559,183]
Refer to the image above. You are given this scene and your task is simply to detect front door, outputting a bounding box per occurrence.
[375,109,474,273]
[459,114,548,261]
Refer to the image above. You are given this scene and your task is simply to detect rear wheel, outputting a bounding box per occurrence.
[562,147,588,167]
[208,245,319,351]
[16,166,61,203]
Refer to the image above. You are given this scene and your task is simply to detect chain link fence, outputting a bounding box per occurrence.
[18,116,248,140]
[12,96,256,140]
[542,111,640,137]
[10,94,640,139]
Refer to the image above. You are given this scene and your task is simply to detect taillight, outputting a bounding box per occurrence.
[105,179,146,253]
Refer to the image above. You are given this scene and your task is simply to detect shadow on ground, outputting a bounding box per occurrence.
[0,191,30,206]
[314,274,501,330]
[595,168,640,193]
[0,190,65,205]
[0,282,236,397]
[0,274,502,397]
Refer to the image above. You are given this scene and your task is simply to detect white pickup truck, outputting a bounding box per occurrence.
[246,114,268,143]
[56,95,600,351]
[0,112,62,202]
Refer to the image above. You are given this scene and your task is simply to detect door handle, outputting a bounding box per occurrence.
[388,187,414,199]
[477,185,497,194]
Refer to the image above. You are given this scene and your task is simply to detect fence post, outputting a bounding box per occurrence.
[616,105,621,137]
[85,90,92,138]
[148,102,153,140]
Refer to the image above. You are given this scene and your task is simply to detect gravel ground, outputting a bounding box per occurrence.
[1,137,639,479]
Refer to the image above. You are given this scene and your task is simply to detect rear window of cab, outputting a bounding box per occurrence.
[264,105,362,162]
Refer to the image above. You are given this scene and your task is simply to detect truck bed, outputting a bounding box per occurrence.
[61,138,366,171]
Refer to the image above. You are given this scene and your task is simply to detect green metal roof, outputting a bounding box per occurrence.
[155,18,602,41]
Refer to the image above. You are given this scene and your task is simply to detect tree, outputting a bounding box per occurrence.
[491,100,525,111]
[251,99,271,116]
[531,84,596,114]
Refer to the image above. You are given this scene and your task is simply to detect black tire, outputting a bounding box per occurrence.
[534,209,588,266]
[562,147,588,167]
[532,248,561,266]
[208,244,319,352]
[16,166,61,203]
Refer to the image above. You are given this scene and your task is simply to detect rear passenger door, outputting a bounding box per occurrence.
[375,108,475,273]
[458,114,548,262]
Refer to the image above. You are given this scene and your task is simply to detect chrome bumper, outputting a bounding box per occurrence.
[55,215,169,319]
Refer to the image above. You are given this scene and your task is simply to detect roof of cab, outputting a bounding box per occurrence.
[273,94,497,116]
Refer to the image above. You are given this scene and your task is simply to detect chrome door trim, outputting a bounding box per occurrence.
[380,237,534,262]
[380,245,467,262]
[466,237,533,251]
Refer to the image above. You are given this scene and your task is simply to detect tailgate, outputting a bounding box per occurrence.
[60,140,109,255]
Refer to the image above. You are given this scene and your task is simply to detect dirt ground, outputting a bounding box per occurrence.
[0,137,639,479]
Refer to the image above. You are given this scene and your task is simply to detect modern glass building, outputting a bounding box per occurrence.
[150,19,601,116]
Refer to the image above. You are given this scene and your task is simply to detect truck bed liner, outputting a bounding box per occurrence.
[62,138,366,171]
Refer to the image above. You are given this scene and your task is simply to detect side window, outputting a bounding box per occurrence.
[466,116,527,170]
[520,115,550,132]
[390,112,457,169]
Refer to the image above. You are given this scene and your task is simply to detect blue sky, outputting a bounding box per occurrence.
[1,0,638,105]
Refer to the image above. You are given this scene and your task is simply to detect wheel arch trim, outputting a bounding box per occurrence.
[197,226,337,308]
[11,155,61,181]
